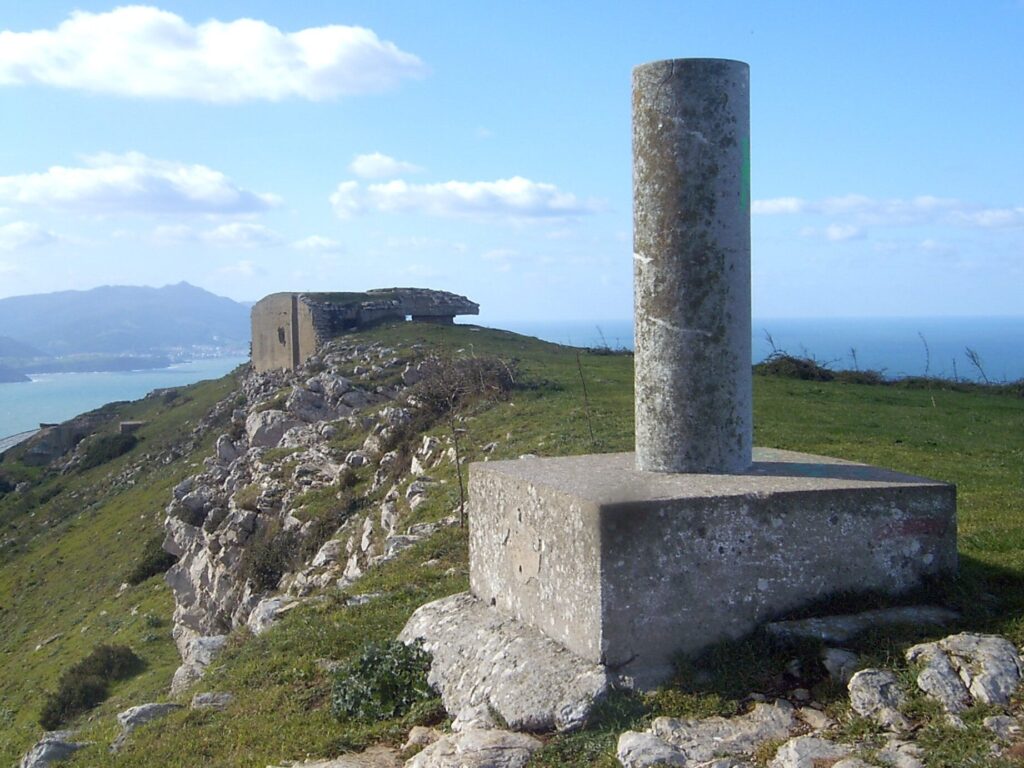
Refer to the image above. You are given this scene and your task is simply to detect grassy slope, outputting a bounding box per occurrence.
[0,372,241,764]
[1,323,1021,767]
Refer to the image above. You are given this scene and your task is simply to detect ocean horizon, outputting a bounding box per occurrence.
[3,316,1022,440]
[488,315,1024,383]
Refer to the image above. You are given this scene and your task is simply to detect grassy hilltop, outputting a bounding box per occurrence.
[1,323,1022,767]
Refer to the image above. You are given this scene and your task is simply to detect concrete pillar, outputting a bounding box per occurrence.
[633,58,752,473]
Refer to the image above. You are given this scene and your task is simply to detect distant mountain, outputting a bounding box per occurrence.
[0,335,45,359]
[0,283,250,356]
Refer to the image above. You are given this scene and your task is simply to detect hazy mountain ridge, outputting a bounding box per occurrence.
[0,282,250,358]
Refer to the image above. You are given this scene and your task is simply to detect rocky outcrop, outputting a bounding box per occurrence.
[618,702,797,768]
[405,729,541,768]
[110,703,182,752]
[615,628,1024,768]
[18,731,89,768]
[399,592,611,733]
[163,339,464,692]
[906,632,1022,713]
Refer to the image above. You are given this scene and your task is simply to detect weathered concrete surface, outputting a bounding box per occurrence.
[398,592,610,732]
[469,448,956,685]
[633,58,751,474]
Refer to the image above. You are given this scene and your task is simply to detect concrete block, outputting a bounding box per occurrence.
[468,448,956,686]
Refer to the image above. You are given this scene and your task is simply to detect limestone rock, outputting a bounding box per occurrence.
[766,606,958,644]
[111,703,182,751]
[768,735,850,768]
[247,595,299,635]
[286,386,345,423]
[877,737,925,768]
[170,634,228,695]
[403,726,443,751]
[616,731,688,767]
[215,434,240,463]
[984,714,1022,741]
[265,745,402,767]
[246,409,302,448]
[404,728,541,768]
[847,669,911,731]
[822,647,860,684]
[312,539,345,568]
[19,731,89,768]
[649,702,797,764]
[906,632,1023,712]
[398,592,610,732]
[190,691,234,710]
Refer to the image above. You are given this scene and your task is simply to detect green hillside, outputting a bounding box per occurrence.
[1,323,1022,767]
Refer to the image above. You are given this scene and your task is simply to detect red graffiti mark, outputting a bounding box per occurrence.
[873,517,950,543]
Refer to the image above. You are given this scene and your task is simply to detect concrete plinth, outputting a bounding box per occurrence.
[633,59,752,473]
[469,448,957,686]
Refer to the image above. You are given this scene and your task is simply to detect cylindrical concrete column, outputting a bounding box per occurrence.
[633,58,752,473]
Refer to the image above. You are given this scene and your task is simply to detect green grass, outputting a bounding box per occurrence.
[1,323,1022,767]
[0,370,241,764]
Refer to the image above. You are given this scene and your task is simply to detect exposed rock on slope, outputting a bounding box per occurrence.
[162,338,459,691]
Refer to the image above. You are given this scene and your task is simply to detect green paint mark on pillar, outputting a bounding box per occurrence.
[740,136,751,213]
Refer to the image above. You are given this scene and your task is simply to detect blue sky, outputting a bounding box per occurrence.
[0,1,1021,322]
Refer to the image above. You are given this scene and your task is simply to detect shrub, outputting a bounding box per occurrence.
[39,644,143,729]
[411,355,517,418]
[331,639,434,721]
[238,521,299,592]
[124,532,177,585]
[77,433,138,471]
[753,353,834,381]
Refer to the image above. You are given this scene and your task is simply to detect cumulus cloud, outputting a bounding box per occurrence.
[349,152,422,180]
[330,177,598,220]
[0,221,60,250]
[0,6,425,102]
[0,152,280,215]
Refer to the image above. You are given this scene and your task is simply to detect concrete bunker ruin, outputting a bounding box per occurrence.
[250,288,479,373]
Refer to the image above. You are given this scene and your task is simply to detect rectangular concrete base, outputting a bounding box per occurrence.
[468,448,957,686]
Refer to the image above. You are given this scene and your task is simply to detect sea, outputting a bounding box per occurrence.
[2,317,1022,441]
[0,356,248,439]
[491,316,1024,383]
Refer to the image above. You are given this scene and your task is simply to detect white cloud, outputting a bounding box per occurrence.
[331,177,599,220]
[752,197,805,215]
[755,193,1024,232]
[482,248,518,261]
[824,224,864,242]
[150,222,282,247]
[0,221,60,250]
[217,259,263,277]
[0,152,279,215]
[349,152,422,180]
[0,6,425,102]
[292,235,343,253]
[203,223,282,248]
